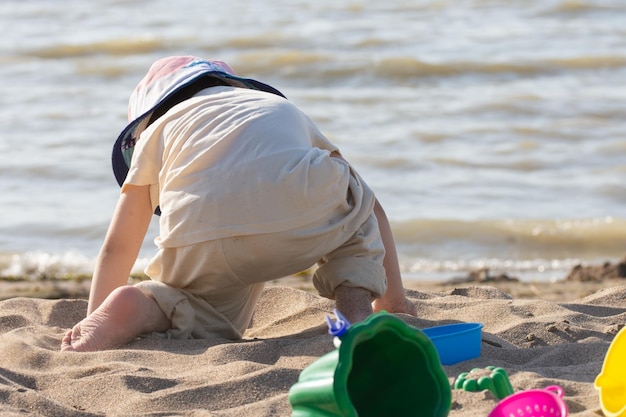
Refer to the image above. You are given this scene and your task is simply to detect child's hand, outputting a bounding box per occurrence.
[372,295,417,316]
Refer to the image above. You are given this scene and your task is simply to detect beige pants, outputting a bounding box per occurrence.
[136,169,387,340]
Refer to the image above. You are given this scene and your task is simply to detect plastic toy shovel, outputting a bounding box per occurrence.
[595,327,626,417]
[289,310,451,417]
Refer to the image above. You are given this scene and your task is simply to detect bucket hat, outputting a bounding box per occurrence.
[112,56,285,188]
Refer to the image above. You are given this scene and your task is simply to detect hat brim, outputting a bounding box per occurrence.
[111,71,285,188]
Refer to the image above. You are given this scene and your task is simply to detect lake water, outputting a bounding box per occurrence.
[1,0,625,282]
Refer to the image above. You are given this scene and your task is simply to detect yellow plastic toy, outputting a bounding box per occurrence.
[595,327,626,417]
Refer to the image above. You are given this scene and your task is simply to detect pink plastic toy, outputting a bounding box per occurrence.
[488,385,568,417]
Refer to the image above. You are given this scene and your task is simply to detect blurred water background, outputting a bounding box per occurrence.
[1,0,625,282]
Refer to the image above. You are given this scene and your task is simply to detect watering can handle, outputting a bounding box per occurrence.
[544,385,564,399]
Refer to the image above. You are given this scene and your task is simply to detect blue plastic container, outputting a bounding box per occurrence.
[422,323,483,365]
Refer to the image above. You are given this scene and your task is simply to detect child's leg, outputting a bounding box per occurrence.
[61,285,170,352]
[313,210,389,323]
[334,285,374,324]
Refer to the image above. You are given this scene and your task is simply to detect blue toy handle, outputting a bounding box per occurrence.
[325,308,351,338]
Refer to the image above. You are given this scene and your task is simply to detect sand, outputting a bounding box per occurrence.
[0,275,624,416]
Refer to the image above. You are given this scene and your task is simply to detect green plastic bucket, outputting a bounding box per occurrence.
[289,311,451,417]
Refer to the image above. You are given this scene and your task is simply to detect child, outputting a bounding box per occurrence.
[61,56,416,352]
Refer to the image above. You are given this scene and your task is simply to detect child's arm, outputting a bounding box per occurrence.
[329,151,416,316]
[87,184,153,315]
[372,199,417,316]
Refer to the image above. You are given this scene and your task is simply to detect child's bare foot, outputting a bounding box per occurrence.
[372,295,417,316]
[61,286,170,352]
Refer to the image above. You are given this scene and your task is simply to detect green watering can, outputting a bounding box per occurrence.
[289,310,451,417]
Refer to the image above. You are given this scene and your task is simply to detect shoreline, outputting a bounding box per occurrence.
[2,270,624,303]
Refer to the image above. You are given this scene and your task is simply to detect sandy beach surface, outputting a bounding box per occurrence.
[0,265,624,416]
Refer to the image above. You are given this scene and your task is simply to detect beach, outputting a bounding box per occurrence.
[1,1,625,415]
[0,260,624,416]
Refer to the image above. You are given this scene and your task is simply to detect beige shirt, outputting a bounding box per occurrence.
[124,86,348,248]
